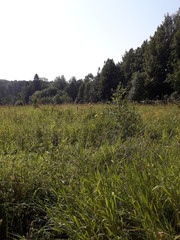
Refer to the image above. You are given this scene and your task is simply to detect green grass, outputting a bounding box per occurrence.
[0,103,180,239]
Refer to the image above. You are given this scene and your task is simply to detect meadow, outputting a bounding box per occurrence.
[0,99,180,239]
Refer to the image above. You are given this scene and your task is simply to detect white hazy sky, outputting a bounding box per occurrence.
[0,0,180,81]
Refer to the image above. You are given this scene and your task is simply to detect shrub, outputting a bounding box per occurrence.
[108,84,143,141]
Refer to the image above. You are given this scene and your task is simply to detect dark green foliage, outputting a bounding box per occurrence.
[143,17,173,98]
[0,80,27,105]
[76,74,98,103]
[53,94,63,104]
[15,100,24,106]
[76,82,85,103]
[98,59,120,101]
[65,77,80,102]
[33,74,41,92]
[121,10,180,101]
[128,72,148,101]
[53,75,67,91]
[121,48,136,87]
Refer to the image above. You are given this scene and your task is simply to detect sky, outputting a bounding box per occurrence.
[0,0,180,81]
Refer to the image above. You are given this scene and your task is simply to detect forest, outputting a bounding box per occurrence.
[0,9,180,105]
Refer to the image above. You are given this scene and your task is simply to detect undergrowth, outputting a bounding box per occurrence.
[0,94,180,239]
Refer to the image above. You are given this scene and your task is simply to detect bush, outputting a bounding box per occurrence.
[109,84,143,140]
[15,100,24,106]
[53,94,63,104]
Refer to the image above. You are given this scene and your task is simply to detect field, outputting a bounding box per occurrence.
[0,101,180,239]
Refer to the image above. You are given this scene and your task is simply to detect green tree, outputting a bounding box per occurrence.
[53,75,67,91]
[168,10,180,92]
[53,94,63,104]
[21,82,34,104]
[98,59,119,101]
[144,14,175,98]
[65,77,80,102]
[76,83,85,103]
[128,72,148,101]
[33,74,41,92]
[121,49,136,87]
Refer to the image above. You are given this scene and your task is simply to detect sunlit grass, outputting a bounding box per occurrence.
[0,103,180,239]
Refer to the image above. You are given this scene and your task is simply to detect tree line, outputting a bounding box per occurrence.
[0,9,180,105]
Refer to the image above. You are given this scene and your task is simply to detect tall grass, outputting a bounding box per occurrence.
[0,102,180,239]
